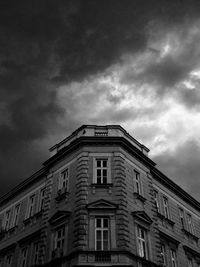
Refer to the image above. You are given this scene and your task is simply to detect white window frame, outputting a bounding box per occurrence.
[38,188,45,211]
[59,169,69,191]
[94,158,110,185]
[163,197,170,219]
[26,194,36,219]
[160,244,167,266]
[170,249,177,267]
[179,208,185,229]
[21,247,28,267]
[95,217,110,251]
[134,170,142,195]
[3,210,11,230]
[12,204,20,227]
[186,213,194,234]
[137,226,148,259]
[32,242,40,265]
[153,190,160,212]
[5,254,12,267]
[54,225,65,250]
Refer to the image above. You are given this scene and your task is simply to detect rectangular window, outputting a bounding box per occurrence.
[170,249,177,267]
[38,188,45,211]
[54,226,65,250]
[32,242,39,265]
[21,247,28,267]
[179,208,185,229]
[163,197,170,219]
[95,159,109,185]
[160,244,167,266]
[12,204,20,227]
[187,214,194,234]
[5,254,12,267]
[137,226,148,259]
[187,258,193,267]
[59,169,69,191]
[153,190,160,212]
[26,195,36,218]
[134,171,141,195]
[4,210,11,230]
[95,218,109,251]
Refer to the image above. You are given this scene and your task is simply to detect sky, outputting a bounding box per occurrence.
[1,0,200,200]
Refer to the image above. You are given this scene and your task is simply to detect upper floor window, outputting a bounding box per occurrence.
[170,249,177,267]
[4,210,11,231]
[59,169,69,191]
[187,258,193,267]
[26,194,36,219]
[20,247,28,267]
[95,217,109,250]
[137,226,148,259]
[186,214,194,234]
[32,242,39,265]
[12,204,20,227]
[94,158,110,185]
[54,226,65,250]
[160,244,167,266]
[153,190,160,212]
[38,188,45,211]
[163,197,170,219]
[5,254,12,267]
[179,208,185,229]
[134,171,142,195]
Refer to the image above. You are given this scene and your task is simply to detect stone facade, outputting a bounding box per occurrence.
[0,125,200,267]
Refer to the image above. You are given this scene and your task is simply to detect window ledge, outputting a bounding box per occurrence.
[133,192,146,202]
[91,183,113,188]
[55,190,69,202]
[182,228,199,241]
[157,212,175,226]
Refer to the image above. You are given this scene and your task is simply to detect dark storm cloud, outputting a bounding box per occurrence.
[1,0,200,196]
[152,140,200,201]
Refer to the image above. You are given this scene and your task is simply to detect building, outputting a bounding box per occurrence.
[0,125,200,267]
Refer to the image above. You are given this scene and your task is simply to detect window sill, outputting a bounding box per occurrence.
[157,212,175,226]
[55,190,69,202]
[91,183,113,188]
[182,228,199,241]
[133,192,146,202]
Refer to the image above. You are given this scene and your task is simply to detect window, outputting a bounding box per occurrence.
[160,244,167,266]
[95,159,109,185]
[5,254,12,267]
[134,171,142,195]
[54,226,65,250]
[137,226,148,259]
[32,242,39,265]
[186,214,194,234]
[59,169,69,191]
[153,190,160,212]
[38,188,45,211]
[95,218,109,251]
[4,210,11,230]
[26,195,36,218]
[187,258,193,267]
[170,249,177,267]
[21,247,28,267]
[163,197,170,219]
[12,204,20,227]
[179,208,185,229]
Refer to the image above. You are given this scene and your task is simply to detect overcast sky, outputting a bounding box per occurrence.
[1,0,200,200]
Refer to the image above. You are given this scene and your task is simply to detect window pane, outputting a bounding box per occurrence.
[96,240,101,250]
[103,230,108,240]
[97,160,101,167]
[96,218,102,228]
[103,241,108,250]
[103,218,108,228]
[103,169,107,177]
[103,160,107,167]
[97,169,101,177]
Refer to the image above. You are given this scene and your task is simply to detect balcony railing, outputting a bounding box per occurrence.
[94,252,111,262]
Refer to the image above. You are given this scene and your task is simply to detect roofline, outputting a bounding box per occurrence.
[49,124,149,153]
[0,167,48,206]
[151,167,200,211]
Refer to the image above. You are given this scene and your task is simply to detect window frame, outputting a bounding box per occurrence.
[20,246,28,267]
[4,210,11,231]
[32,242,40,266]
[179,208,185,229]
[137,225,148,260]
[5,254,12,267]
[12,204,20,227]
[170,248,177,267]
[160,243,167,266]
[134,170,142,195]
[26,194,36,219]
[153,190,160,212]
[38,188,45,212]
[59,168,69,192]
[163,196,170,219]
[93,157,111,185]
[95,217,110,251]
[186,213,194,234]
[54,225,66,250]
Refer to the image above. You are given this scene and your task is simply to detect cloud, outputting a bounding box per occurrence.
[152,140,200,201]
